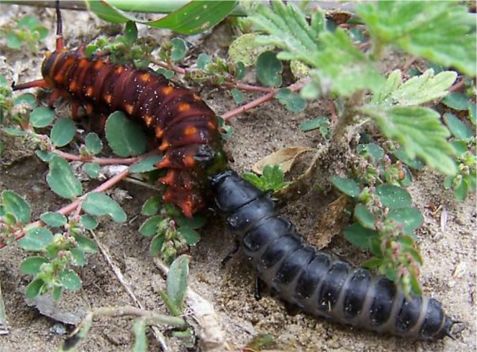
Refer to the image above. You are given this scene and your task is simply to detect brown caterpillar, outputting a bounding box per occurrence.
[13,2,226,217]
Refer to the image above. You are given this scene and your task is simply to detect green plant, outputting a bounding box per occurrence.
[1,15,48,52]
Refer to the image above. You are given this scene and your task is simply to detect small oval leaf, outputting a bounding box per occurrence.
[167,255,189,310]
[1,190,31,224]
[129,155,163,173]
[256,51,283,87]
[376,185,412,209]
[82,192,127,223]
[30,107,54,128]
[20,256,49,275]
[18,227,54,251]
[40,212,67,227]
[60,269,82,291]
[47,156,83,199]
[105,111,147,157]
[51,118,76,147]
[331,176,361,198]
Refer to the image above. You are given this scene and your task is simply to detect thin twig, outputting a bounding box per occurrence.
[90,231,170,351]
[153,258,229,352]
[52,149,141,165]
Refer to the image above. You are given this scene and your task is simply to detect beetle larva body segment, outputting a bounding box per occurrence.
[210,170,456,340]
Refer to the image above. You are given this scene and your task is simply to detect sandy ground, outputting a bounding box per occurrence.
[0,4,476,352]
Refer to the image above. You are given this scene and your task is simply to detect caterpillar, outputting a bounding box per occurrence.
[13,1,227,218]
[210,170,456,340]
[11,1,457,342]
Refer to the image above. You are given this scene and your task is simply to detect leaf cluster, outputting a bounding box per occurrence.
[1,15,48,53]
[242,164,288,193]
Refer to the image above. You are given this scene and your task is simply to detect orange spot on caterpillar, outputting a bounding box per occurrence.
[93,61,104,70]
[54,73,64,83]
[160,170,175,185]
[85,104,94,115]
[155,126,164,138]
[104,94,112,104]
[184,155,195,167]
[208,121,216,130]
[193,94,201,101]
[162,86,174,95]
[85,86,94,97]
[178,102,190,112]
[78,59,88,69]
[144,115,154,126]
[115,66,124,74]
[157,156,171,169]
[184,126,197,137]
[180,199,194,218]
[69,81,78,91]
[159,140,170,151]
[139,73,151,82]
[124,103,134,115]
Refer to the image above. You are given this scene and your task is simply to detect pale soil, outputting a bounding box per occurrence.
[0,5,475,352]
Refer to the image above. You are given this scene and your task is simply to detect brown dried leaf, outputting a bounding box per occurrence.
[252,147,314,175]
[310,195,351,249]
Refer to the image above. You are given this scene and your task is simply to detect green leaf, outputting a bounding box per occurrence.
[167,255,189,311]
[51,118,76,147]
[25,278,45,299]
[82,192,127,223]
[124,21,138,44]
[387,207,424,234]
[141,196,162,216]
[442,92,471,111]
[83,163,100,179]
[14,93,37,108]
[105,111,147,157]
[357,143,384,162]
[299,116,329,132]
[330,176,361,198]
[171,38,187,62]
[354,204,376,229]
[80,214,98,230]
[132,319,148,352]
[343,223,378,250]
[256,51,282,87]
[242,165,287,192]
[376,185,412,209]
[248,1,323,66]
[85,132,103,155]
[60,269,82,291]
[357,1,476,76]
[150,235,165,256]
[276,88,306,113]
[197,53,210,69]
[73,234,98,253]
[156,67,174,79]
[454,178,469,201]
[129,155,163,173]
[1,190,31,224]
[367,106,456,175]
[40,212,67,227]
[6,32,22,50]
[230,88,245,105]
[372,69,457,107]
[468,104,476,126]
[1,127,27,137]
[35,150,54,162]
[18,227,54,251]
[444,113,473,140]
[139,215,163,237]
[228,33,274,67]
[47,156,83,199]
[87,0,237,35]
[70,248,86,266]
[393,147,424,170]
[20,256,49,275]
[175,215,206,230]
[29,107,54,128]
[177,226,200,245]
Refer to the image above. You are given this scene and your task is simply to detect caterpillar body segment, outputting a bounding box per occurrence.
[210,170,455,340]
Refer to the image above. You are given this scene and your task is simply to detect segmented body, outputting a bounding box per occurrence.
[39,50,226,216]
[210,170,455,340]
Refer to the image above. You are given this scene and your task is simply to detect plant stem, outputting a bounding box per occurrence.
[52,149,141,165]
[330,90,365,144]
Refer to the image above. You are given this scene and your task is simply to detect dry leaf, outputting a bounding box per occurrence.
[252,147,314,175]
[310,195,351,249]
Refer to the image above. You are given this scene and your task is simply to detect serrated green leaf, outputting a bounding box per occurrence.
[80,214,98,230]
[83,163,100,179]
[376,184,412,209]
[367,106,456,175]
[25,278,45,299]
[82,192,127,223]
[85,132,103,155]
[167,255,189,311]
[256,51,282,87]
[87,0,237,35]
[276,88,306,112]
[132,319,148,352]
[30,107,54,128]
[20,256,48,275]
[141,196,162,216]
[47,156,83,199]
[444,113,473,140]
[393,147,424,170]
[139,215,163,237]
[357,1,476,76]
[354,204,376,229]
[105,111,147,157]
[40,212,67,227]
[51,118,76,147]
[387,207,423,234]
[1,190,31,224]
[372,69,457,106]
[242,165,287,192]
[59,269,82,291]
[171,38,187,62]
[18,227,54,251]
[248,1,322,66]
[129,155,163,173]
[330,176,361,198]
[343,223,378,250]
[177,226,200,245]
[442,92,471,111]
[228,33,274,67]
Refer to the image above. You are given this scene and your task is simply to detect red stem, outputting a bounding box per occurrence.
[52,149,140,165]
